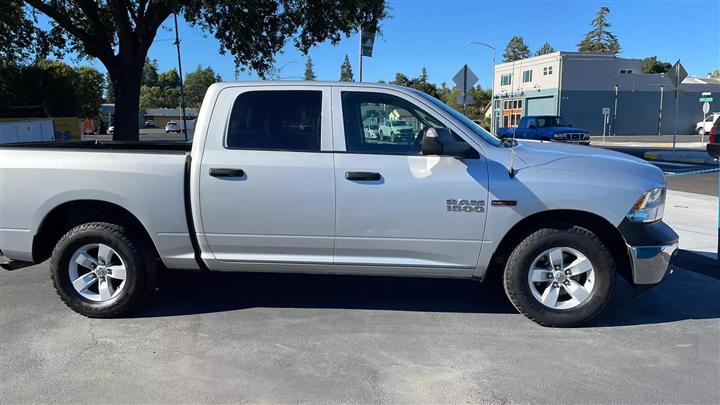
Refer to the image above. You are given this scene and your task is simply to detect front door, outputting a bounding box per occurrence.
[332,88,488,269]
[198,86,335,266]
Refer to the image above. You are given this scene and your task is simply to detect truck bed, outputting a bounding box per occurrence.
[0,140,192,152]
[0,145,195,269]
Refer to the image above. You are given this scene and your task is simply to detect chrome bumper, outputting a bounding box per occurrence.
[628,242,679,285]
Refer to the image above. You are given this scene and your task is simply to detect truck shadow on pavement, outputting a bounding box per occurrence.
[135,268,720,327]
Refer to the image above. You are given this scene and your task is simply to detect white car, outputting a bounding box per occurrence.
[379,119,415,142]
[165,121,180,133]
[696,113,719,136]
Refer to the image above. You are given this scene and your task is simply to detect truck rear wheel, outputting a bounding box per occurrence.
[503,226,616,327]
[50,222,156,318]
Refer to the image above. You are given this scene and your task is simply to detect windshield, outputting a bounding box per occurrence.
[391,120,407,126]
[409,89,502,147]
[537,116,568,127]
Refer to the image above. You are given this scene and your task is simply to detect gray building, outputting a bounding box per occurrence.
[492,52,720,135]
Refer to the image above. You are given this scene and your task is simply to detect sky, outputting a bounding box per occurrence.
[58,0,720,88]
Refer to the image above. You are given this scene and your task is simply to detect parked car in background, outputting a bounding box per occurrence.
[696,112,719,136]
[379,119,415,142]
[0,81,677,327]
[144,120,156,129]
[363,123,379,140]
[497,116,590,145]
[710,115,720,144]
[165,121,180,133]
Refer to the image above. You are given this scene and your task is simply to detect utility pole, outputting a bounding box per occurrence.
[358,27,363,82]
[173,13,188,142]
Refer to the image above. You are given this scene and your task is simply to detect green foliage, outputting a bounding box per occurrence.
[708,69,720,79]
[577,7,620,54]
[0,59,104,117]
[641,56,672,74]
[340,54,354,81]
[8,1,387,140]
[74,66,106,117]
[535,42,556,56]
[304,56,316,80]
[503,36,531,62]
[184,65,222,107]
[142,58,160,87]
[0,0,65,63]
[138,66,182,109]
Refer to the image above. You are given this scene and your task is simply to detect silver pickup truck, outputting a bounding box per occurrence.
[0,82,678,326]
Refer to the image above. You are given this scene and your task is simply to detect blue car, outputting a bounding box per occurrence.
[497,115,590,145]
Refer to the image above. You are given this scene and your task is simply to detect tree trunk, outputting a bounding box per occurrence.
[107,53,145,141]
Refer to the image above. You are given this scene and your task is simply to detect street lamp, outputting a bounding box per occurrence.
[273,61,298,79]
[469,41,496,134]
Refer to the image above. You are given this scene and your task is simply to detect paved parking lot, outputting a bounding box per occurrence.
[1,262,718,404]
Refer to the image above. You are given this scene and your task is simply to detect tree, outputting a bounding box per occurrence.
[577,7,620,54]
[7,1,387,140]
[535,42,556,56]
[74,66,106,117]
[184,65,221,108]
[304,56,316,80]
[105,73,115,103]
[708,69,720,79]
[142,58,159,87]
[0,60,104,118]
[340,54,354,81]
[503,36,531,62]
[390,73,410,87]
[641,56,672,74]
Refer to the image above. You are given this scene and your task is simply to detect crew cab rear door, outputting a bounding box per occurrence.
[331,87,488,271]
[196,85,335,268]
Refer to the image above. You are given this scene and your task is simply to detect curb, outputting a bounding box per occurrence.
[643,150,716,165]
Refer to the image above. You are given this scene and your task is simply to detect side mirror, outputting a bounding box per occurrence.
[422,127,478,159]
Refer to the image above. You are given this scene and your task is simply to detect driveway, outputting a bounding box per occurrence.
[1,263,718,404]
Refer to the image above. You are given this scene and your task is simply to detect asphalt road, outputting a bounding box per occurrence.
[1,262,718,404]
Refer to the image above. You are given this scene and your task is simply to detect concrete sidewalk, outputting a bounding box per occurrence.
[664,190,718,259]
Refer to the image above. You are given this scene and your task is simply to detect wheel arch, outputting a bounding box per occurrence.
[486,209,632,283]
[32,200,158,264]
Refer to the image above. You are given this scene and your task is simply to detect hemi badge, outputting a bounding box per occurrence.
[491,200,517,206]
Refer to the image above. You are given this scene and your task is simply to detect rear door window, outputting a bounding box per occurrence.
[226,90,322,151]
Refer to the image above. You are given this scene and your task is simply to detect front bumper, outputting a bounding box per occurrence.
[618,219,679,285]
[627,242,678,284]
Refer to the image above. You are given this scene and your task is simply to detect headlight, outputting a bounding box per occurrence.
[626,188,666,223]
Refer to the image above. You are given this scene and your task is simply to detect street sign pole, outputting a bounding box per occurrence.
[452,64,479,117]
[667,60,687,150]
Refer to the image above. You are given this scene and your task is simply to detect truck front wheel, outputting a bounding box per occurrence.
[503,226,616,327]
[50,222,156,318]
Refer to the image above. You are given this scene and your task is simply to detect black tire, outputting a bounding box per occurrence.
[50,222,156,318]
[503,226,616,327]
[697,128,705,136]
